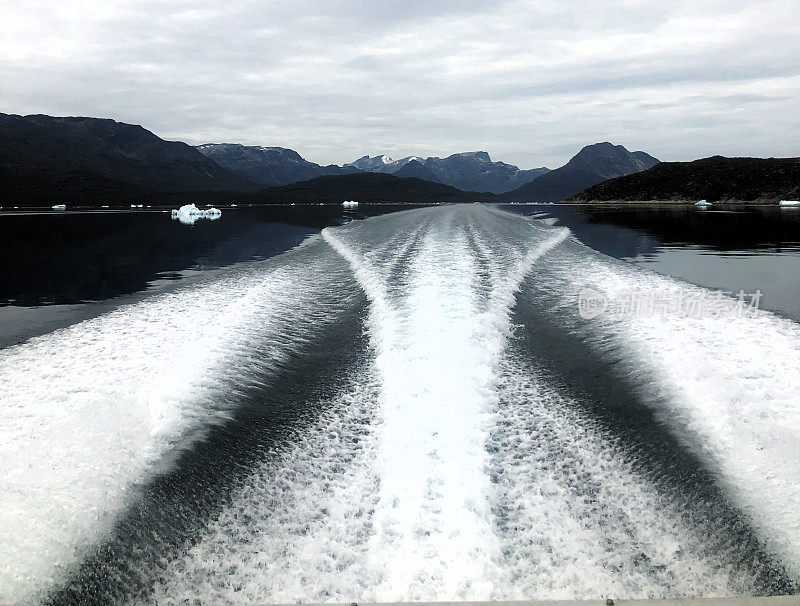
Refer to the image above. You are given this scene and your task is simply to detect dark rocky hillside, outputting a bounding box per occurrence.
[393,160,441,182]
[0,113,254,203]
[253,172,492,204]
[503,142,659,203]
[570,156,800,202]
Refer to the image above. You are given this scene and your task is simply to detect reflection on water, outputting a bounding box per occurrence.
[0,205,424,346]
[1,203,799,348]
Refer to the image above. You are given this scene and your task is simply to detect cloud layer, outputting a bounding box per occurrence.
[1,0,798,167]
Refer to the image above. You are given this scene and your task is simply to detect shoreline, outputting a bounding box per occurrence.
[562,199,793,206]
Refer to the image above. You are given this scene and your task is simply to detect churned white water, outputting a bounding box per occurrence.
[0,240,355,603]
[489,353,759,600]
[533,239,800,579]
[324,209,569,599]
[2,205,798,603]
[150,369,383,603]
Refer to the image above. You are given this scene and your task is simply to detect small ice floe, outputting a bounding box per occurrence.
[170,203,222,225]
[51,204,66,210]
[779,200,800,207]
[342,200,359,208]
[694,199,712,207]
[130,204,144,208]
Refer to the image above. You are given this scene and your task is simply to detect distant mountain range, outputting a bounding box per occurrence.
[345,151,551,194]
[196,143,359,186]
[196,145,551,194]
[0,112,681,206]
[570,156,800,203]
[501,143,659,203]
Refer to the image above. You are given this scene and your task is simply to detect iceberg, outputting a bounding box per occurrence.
[342,200,359,208]
[171,203,222,225]
[779,200,800,207]
[51,204,66,210]
[694,199,712,207]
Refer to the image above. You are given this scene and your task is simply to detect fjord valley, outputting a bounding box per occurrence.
[4,0,800,602]
[1,112,667,207]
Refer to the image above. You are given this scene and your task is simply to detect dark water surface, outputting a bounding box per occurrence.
[0,205,421,346]
[3,204,799,344]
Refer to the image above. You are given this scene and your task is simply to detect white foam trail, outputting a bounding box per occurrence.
[149,371,383,604]
[322,208,569,600]
[537,242,800,578]
[490,353,750,600]
[122,207,790,602]
[137,208,570,604]
[0,244,354,603]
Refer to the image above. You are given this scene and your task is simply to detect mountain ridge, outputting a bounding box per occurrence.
[502,142,659,203]
[0,113,675,206]
[196,143,359,186]
[0,113,254,195]
[345,151,550,194]
[252,172,491,204]
[569,155,800,203]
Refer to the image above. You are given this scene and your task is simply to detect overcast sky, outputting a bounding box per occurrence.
[1,0,798,168]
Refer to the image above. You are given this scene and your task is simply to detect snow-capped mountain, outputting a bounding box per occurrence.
[346,151,550,194]
[347,155,401,172]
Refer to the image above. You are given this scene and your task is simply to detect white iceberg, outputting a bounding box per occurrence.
[694,199,712,207]
[171,203,222,225]
[779,200,800,207]
[51,204,66,210]
[342,200,359,207]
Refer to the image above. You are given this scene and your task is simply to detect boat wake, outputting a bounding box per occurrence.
[1,205,798,604]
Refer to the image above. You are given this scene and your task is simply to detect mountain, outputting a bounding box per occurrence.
[0,113,253,200]
[347,155,402,172]
[569,156,800,203]
[393,160,441,182]
[196,143,358,186]
[346,151,549,194]
[253,172,492,204]
[502,142,659,203]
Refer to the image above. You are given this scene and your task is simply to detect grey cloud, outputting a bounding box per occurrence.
[0,0,797,168]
